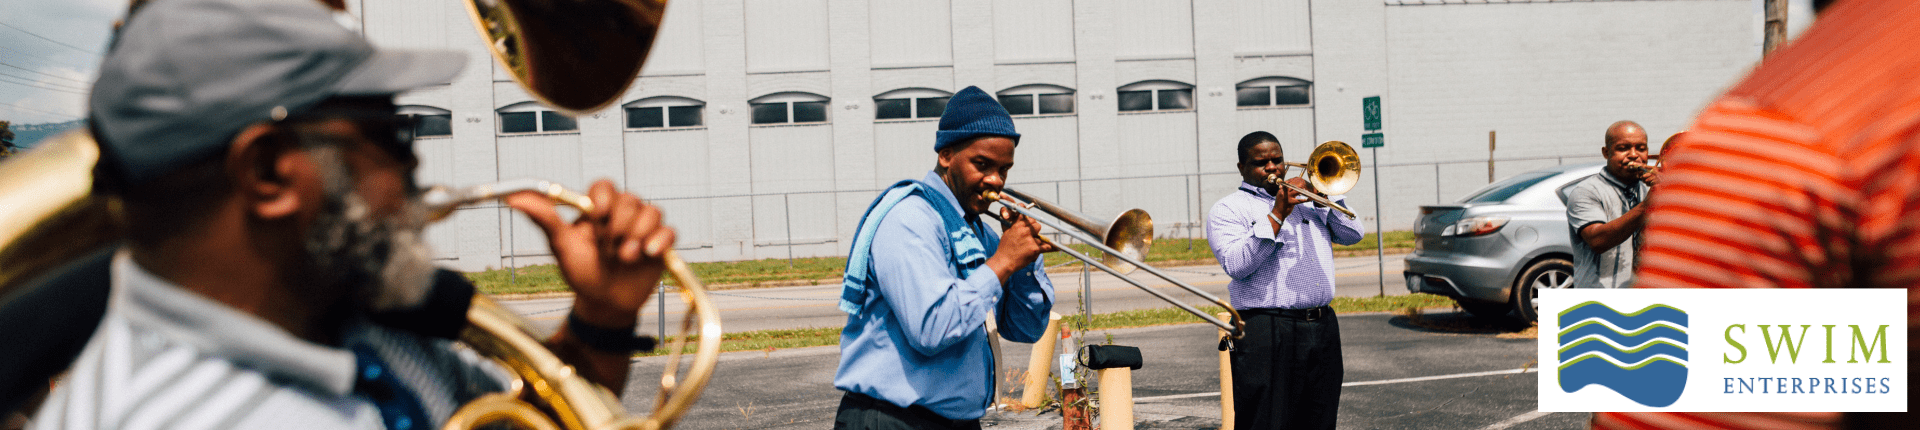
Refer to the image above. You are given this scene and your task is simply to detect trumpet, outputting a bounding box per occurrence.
[1266,141,1362,219]
[1622,159,1659,176]
[980,188,1243,338]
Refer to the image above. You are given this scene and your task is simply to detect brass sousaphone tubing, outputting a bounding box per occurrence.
[980,189,1243,339]
[420,180,722,430]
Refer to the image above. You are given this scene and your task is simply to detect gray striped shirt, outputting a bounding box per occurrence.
[32,251,508,430]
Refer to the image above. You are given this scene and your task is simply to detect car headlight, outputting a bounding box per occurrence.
[1441,216,1509,237]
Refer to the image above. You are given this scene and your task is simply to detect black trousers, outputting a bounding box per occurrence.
[832,391,981,430]
[1231,307,1343,430]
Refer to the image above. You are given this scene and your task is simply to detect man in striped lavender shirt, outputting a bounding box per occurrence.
[1206,131,1366,429]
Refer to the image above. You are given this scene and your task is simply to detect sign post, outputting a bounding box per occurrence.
[1362,96,1385,297]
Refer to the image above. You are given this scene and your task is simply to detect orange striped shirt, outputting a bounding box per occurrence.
[1602,1,1920,428]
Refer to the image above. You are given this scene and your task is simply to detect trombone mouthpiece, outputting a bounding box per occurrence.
[980,190,1002,201]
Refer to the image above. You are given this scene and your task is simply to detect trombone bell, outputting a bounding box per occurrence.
[1272,141,1362,219]
[1104,209,1152,274]
[1297,140,1361,196]
[463,0,667,115]
[995,188,1152,275]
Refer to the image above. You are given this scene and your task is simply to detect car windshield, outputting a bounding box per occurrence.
[1458,171,1558,203]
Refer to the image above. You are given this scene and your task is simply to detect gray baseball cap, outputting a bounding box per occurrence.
[90,0,466,187]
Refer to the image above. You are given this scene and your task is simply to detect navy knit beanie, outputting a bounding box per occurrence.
[934,86,1021,151]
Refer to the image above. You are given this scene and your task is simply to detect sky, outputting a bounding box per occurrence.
[0,0,121,125]
[0,0,1817,127]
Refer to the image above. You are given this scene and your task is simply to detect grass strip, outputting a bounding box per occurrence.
[470,233,1416,295]
[635,293,1456,357]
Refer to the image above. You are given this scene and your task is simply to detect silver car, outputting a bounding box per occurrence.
[1402,162,1603,321]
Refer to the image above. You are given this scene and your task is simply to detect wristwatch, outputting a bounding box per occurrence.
[566,312,658,353]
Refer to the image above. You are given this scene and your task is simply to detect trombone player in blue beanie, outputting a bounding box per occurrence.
[831,86,1057,430]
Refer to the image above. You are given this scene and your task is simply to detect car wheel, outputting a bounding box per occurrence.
[1512,257,1574,322]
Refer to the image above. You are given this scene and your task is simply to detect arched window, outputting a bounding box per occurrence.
[873,88,951,120]
[1236,77,1312,108]
[398,105,452,137]
[749,92,831,125]
[997,84,1075,116]
[1117,80,1193,112]
[624,96,705,129]
[496,102,578,134]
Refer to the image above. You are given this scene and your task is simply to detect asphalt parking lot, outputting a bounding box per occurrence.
[617,310,1588,430]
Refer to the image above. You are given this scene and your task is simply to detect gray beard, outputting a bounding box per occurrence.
[301,147,437,313]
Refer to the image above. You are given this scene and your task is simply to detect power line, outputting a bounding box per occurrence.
[0,74,88,95]
[0,70,89,91]
[0,60,91,86]
[0,100,81,120]
[0,44,92,69]
[0,21,104,55]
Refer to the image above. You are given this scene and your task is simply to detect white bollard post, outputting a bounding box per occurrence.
[1022,312,1063,408]
[1217,312,1235,429]
[1098,368,1133,430]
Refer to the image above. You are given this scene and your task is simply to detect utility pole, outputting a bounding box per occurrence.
[1487,131,1496,183]
[1763,0,1788,56]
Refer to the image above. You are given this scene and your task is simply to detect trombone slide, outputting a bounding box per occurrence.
[1267,174,1358,220]
[982,191,1244,338]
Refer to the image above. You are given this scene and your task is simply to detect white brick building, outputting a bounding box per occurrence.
[354,0,1755,271]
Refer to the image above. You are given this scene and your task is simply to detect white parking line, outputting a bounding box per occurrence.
[1131,367,1539,403]
[1340,367,1538,387]
[1481,410,1553,430]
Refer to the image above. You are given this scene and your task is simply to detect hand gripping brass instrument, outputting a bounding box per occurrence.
[1264,140,1362,220]
[1624,131,1681,177]
[978,188,1244,339]
[1,0,723,429]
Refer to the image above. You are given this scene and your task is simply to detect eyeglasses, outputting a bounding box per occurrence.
[280,110,417,162]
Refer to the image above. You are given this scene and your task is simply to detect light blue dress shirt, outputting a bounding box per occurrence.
[834,171,1055,420]
[1206,182,1366,309]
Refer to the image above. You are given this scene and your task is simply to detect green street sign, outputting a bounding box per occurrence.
[1363,96,1381,131]
[1362,132,1384,148]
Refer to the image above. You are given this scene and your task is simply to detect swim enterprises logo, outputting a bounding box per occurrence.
[1538,290,1907,413]
[1556,302,1688,406]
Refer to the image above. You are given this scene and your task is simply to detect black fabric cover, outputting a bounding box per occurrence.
[1081,344,1144,370]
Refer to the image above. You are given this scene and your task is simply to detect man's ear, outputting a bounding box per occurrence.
[226,124,310,220]
[936,147,956,172]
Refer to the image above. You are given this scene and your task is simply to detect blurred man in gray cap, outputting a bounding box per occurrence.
[25,0,675,427]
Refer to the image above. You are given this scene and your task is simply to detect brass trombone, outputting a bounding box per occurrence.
[980,189,1243,338]
[1265,141,1362,219]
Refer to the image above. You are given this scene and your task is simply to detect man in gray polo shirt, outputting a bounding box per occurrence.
[1560,121,1661,289]
[27,0,675,428]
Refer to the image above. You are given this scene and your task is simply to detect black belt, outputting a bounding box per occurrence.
[1244,305,1333,321]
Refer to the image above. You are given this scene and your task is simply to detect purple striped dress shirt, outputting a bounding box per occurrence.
[1206,182,1367,310]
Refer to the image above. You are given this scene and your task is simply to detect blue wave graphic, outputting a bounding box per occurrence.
[1558,339,1688,363]
[1555,302,1689,407]
[1559,357,1688,407]
[1556,323,1688,347]
[1560,304,1688,330]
